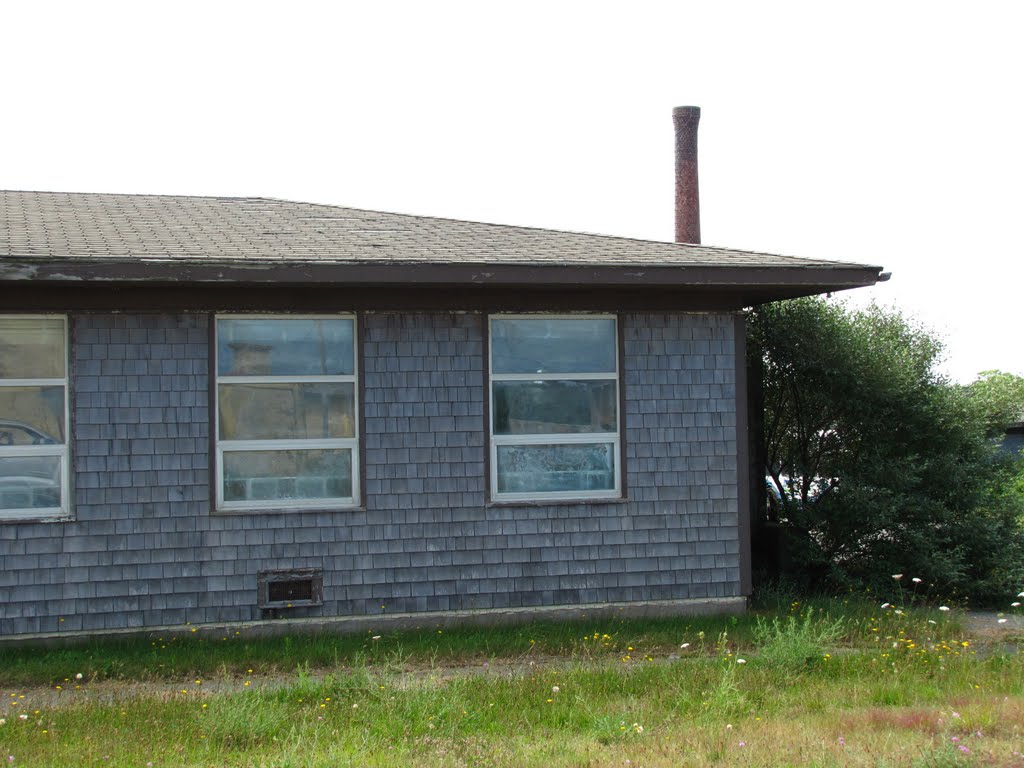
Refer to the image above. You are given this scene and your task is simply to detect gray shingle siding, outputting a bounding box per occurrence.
[0,311,740,637]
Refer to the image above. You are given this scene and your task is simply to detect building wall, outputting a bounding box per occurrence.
[999,427,1024,458]
[0,311,740,637]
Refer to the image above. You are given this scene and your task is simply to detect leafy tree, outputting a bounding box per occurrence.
[749,298,1024,604]
[965,369,1024,437]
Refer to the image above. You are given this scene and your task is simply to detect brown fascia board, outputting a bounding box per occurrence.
[0,258,884,295]
[0,284,880,315]
[0,284,871,314]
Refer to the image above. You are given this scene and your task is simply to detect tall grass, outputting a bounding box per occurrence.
[0,599,1018,766]
[753,606,846,671]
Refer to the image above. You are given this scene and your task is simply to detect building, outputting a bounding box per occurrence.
[1000,422,1024,457]
[0,109,885,640]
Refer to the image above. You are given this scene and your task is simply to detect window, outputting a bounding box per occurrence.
[489,315,620,501]
[0,316,69,520]
[215,316,359,511]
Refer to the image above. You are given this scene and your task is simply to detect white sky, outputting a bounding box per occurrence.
[3,1,1021,383]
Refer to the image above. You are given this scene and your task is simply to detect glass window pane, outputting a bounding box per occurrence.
[0,318,65,379]
[496,443,615,494]
[223,449,353,503]
[0,455,61,511]
[491,318,616,374]
[0,387,66,444]
[219,382,355,440]
[218,318,355,376]
[493,380,616,435]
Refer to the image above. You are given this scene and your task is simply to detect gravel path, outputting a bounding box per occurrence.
[964,610,1024,635]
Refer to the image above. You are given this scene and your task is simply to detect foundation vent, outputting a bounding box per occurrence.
[257,568,324,609]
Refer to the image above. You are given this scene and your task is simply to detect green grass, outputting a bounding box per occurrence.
[754,605,846,672]
[0,611,771,686]
[0,594,966,686]
[1,600,1020,767]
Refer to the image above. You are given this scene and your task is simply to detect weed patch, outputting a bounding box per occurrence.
[753,606,846,671]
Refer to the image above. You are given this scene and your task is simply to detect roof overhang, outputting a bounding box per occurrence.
[0,259,885,313]
[0,191,888,312]
[0,258,885,312]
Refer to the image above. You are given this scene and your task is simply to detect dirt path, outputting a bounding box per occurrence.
[963,610,1024,639]
[0,655,562,712]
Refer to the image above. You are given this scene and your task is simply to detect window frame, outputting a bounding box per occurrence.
[214,314,361,512]
[488,313,622,503]
[0,314,70,522]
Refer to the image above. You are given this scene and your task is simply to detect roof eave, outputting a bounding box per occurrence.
[0,259,884,295]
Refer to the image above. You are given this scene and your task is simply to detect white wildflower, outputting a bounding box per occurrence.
[912,577,922,583]
[998,618,1008,624]
[680,643,690,649]
[892,574,903,580]
[75,673,83,680]
[736,658,747,664]
[1012,602,1021,608]
[881,603,891,609]
[551,686,560,694]
[939,606,950,612]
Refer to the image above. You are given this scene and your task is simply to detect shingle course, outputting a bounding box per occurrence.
[1,190,873,270]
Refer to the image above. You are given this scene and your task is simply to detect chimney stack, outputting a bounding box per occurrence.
[673,106,701,244]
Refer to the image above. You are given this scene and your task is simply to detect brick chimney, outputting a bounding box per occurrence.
[673,106,701,244]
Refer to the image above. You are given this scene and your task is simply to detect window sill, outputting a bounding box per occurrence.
[0,513,74,525]
[211,504,365,516]
[486,496,629,509]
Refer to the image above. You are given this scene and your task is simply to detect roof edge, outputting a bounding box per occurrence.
[0,259,886,290]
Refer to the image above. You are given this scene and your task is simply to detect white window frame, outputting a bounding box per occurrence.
[489,313,622,502]
[214,314,360,512]
[0,314,70,521]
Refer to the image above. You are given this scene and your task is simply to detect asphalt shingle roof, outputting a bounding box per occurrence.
[1,190,876,271]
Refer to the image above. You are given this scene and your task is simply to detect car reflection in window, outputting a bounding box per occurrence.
[0,420,59,446]
[0,421,61,510]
